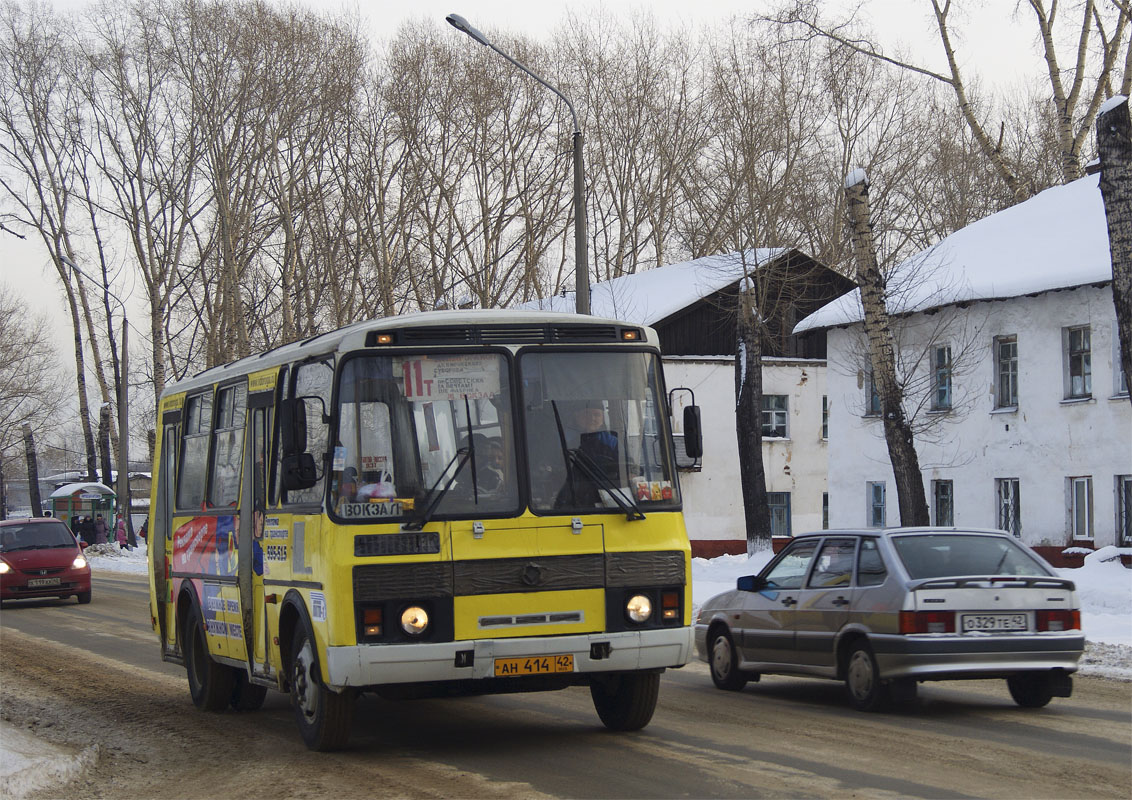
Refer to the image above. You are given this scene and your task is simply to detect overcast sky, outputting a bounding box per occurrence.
[3,0,1041,364]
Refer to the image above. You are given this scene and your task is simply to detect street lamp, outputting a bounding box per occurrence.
[446,13,590,315]
[60,254,134,547]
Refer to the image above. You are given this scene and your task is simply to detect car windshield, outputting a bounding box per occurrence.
[331,353,519,521]
[0,522,76,551]
[892,534,1052,579]
[519,351,680,514]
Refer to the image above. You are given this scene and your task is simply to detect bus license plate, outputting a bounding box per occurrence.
[494,654,574,677]
[961,613,1028,632]
[27,577,61,587]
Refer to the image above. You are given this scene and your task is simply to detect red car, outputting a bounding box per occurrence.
[0,518,92,604]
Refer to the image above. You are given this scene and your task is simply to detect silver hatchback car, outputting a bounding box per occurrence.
[694,528,1085,710]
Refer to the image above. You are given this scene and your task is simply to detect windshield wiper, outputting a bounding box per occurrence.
[550,401,644,521]
[404,396,478,531]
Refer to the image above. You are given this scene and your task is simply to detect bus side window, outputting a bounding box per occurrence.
[208,382,247,507]
[177,391,213,510]
[281,358,333,506]
[269,366,287,507]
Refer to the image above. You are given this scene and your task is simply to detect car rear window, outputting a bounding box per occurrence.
[892,534,1051,579]
[0,522,77,551]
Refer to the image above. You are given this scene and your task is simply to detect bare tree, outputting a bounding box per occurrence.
[1096,94,1132,403]
[763,0,1131,199]
[844,170,929,526]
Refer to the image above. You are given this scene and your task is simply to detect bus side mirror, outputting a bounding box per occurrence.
[280,398,308,456]
[682,406,703,458]
[281,453,318,491]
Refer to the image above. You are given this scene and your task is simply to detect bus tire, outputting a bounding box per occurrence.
[231,670,268,712]
[290,625,353,751]
[184,603,235,712]
[589,671,660,732]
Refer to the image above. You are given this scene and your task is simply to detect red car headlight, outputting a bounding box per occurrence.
[0,560,10,575]
[72,555,88,570]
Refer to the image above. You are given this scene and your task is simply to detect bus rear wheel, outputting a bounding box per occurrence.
[290,626,353,751]
[184,604,235,712]
[590,671,660,732]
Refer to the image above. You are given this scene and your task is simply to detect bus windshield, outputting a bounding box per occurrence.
[520,351,680,514]
[332,353,519,521]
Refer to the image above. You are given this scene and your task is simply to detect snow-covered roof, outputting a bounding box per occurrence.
[48,482,116,499]
[794,174,1111,333]
[519,249,788,325]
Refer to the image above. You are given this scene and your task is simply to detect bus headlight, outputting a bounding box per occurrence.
[625,594,652,624]
[401,606,429,635]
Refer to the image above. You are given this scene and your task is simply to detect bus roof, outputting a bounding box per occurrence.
[161,308,660,399]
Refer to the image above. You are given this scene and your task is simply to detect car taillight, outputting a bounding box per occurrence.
[1036,609,1080,632]
[899,610,956,634]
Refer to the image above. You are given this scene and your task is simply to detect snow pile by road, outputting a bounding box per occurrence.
[0,725,97,800]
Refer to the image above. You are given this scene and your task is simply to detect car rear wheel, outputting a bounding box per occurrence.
[290,626,354,751]
[1007,673,1055,708]
[709,627,748,691]
[184,604,235,711]
[590,671,660,731]
[76,591,91,604]
[845,641,887,712]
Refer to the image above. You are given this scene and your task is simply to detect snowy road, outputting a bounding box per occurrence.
[1,571,1129,799]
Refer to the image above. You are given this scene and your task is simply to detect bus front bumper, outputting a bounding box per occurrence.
[325,626,694,689]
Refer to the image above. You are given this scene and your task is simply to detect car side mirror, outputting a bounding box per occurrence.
[682,406,703,459]
[736,574,767,592]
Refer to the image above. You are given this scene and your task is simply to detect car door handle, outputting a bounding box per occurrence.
[781,596,797,607]
[831,596,850,607]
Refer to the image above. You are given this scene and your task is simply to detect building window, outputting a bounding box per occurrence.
[1069,477,1093,539]
[1117,476,1132,546]
[822,492,829,529]
[1066,326,1091,399]
[768,492,791,536]
[761,394,788,438]
[1115,326,1129,397]
[821,395,829,440]
[865,371,881,416]
[932,345,952,410]
[932,480,954,526]
[994,335,1018,408]
[996,478,1021,537]
[867,482,886,528]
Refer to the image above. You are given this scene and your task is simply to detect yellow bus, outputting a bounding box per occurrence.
[147,310,702,750]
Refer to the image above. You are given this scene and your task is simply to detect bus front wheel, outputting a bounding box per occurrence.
[184,604,235,712]
[289,626,354,751]
[590,671,660,732]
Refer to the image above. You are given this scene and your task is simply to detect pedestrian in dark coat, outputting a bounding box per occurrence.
[93,514,109,544]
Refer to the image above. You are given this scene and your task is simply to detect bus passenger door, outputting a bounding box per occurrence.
[153,422,177,655]
[241,402,272,675]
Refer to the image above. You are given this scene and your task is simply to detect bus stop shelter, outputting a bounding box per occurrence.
[48,483,116,531]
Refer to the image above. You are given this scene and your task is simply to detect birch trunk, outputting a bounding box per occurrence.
[1097,96,1132,406]
[844,173,930,527]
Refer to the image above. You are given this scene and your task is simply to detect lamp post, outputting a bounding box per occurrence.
[446,13,590,314]
[60,254,134,547]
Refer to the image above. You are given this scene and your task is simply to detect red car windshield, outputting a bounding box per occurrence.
[0,522,77,551]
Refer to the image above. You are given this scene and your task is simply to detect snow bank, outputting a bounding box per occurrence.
[0,723,98,800]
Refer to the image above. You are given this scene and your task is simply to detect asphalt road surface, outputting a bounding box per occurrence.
[2,572,1129,799]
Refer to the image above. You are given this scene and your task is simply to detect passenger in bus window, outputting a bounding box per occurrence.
[556,402,619,507]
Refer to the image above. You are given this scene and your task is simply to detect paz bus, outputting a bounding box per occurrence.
[146,310,702,750]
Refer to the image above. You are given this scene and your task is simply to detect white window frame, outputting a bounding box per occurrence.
[1114,323,1129,397]
[1064,325,1092,399]
[865,371,881,417]
[996,478,1021,537]
[767,491,791,536]
[761,394,789,439]
[1069,476,1093,540]
[932,479,954,527]
[994,334,1018,409]
[931,344,953,410]
[867,481,886,528]
[821,395,829,440]
[1117,475,1132,547]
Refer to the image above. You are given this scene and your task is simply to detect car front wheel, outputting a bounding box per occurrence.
[1007,673,1055,708]
[709,627,748,691]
